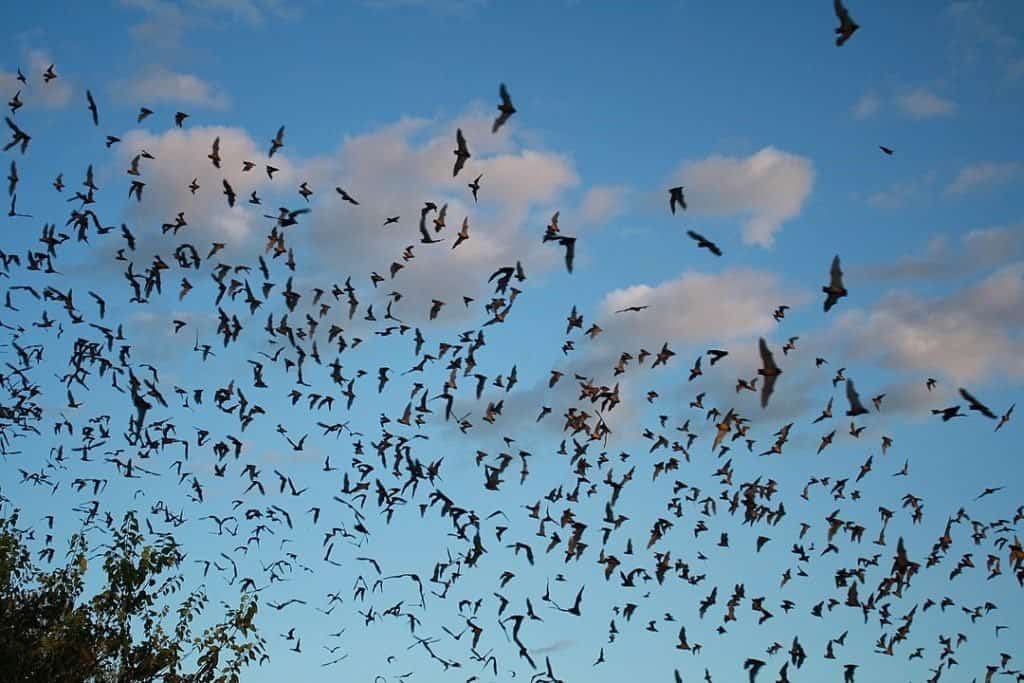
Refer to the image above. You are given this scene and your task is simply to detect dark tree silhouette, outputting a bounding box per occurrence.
[0,508,266,682]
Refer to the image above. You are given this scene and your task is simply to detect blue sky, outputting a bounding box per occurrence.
[1,1,1023,681]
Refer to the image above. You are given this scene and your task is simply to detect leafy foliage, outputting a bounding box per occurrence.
[0,508,266,682]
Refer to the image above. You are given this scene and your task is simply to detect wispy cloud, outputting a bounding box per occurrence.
[946,161,1021,195]
[117,67,230,110]
[851,92,880,119]
[120,0,191,48]
[119,0,299,48]
[894,88,956,118]
[854,224,1024,281]
[361,0,489,10]
[852,87,958,121]
[832,262,1024,384]
[866,171,937,209]
[191,0,300,24]
[576,185,628,227]
[945,0,1023,79]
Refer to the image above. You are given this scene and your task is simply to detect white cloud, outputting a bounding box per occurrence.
[669,147,814,247]
[118,67,230,110]
[112,124,299,253]
[832,263,1024,384]
[577,185,627,226]
[293,112,583,326]
[895,88,956,118]
[854,86,962,122]
[852,92,880,119]
[946,161,1021,195]
[855,224,1024,281]
[476,149,578,207]
[487,266,810,436]
[962,224,1024,266]
[598,268,805,345]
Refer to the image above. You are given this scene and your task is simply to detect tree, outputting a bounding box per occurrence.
[0,508,267,682]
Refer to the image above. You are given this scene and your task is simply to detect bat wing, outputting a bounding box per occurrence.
[759,337,778,372]
[562,237,576,273]
[830,255,844,288]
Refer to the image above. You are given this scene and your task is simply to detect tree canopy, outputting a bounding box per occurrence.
[0,508,266,683]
